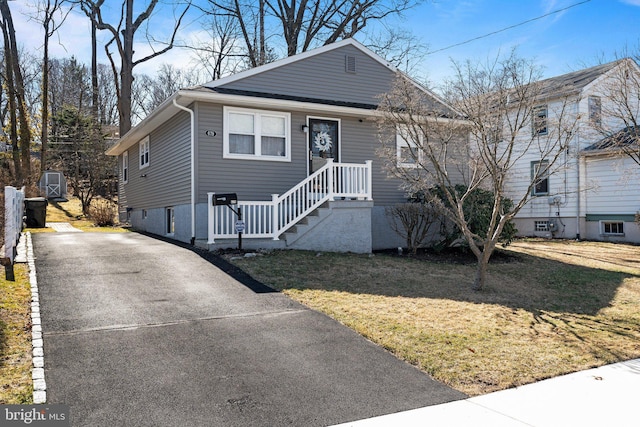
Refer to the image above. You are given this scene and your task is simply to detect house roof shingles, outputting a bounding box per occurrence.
[535,60,622,100]
[583,125,640,152]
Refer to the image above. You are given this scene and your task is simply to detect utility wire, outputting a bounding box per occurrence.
[427,0,592,55]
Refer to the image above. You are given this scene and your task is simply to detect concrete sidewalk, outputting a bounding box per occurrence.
[332,358,640,427]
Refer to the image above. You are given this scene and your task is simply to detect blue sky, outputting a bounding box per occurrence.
[12,0,640,88]
[411,0,640,85]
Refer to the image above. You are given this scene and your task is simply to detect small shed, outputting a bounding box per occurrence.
[38,170,67,200]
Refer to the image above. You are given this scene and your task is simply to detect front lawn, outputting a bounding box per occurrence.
[227,240,640,396]
[0,263,33,403]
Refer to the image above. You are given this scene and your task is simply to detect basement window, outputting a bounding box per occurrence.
[601,221,624,236]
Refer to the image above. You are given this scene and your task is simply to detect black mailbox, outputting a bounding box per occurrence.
[212,193,238,206]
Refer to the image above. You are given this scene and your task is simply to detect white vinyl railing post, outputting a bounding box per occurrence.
[271,194,279,240]
[326,158,334,199]
[365,160,373,200]
[207,192,215,244]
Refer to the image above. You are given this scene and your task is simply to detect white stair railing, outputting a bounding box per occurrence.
[207,160,372,243]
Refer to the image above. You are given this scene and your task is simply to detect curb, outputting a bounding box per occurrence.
[24,232,47,404]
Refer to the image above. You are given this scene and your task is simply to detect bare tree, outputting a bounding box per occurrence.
[0,0,33,184]
[590,56,640,166]
[366,25,429,79]
[31,0,72,172]
[50,105,115,213]
[78,0,191,135]
[377,52,580,290]
[200,0,420,68]
[188,11,249,80]
[136,64,200,116]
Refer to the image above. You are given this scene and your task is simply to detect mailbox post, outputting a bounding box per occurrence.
[212,193,243,250]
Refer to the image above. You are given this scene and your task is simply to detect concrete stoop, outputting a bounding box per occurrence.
[200,200,373,253]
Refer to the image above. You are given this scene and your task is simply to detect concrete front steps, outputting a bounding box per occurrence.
[197,200,373,253]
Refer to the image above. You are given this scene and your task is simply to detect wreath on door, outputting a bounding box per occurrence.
[314,131,333,152]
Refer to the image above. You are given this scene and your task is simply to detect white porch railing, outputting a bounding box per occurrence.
[208,160,372,243]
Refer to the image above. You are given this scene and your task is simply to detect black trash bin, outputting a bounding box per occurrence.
[25,197,48,228]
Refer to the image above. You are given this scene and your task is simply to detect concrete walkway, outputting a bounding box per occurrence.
[33,232,464,427]
[46,222,82,232]
[332,358,640,427]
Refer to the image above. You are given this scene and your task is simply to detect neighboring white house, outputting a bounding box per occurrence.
[506,59,640,243]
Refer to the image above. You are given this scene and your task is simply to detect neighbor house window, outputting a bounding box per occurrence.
[532,105,548,136]
[122,151,129,183]
[535,220,549,232]
[166,207,174,235]
[396,129,422,168]
[601,221,624,235]
[532,160,549,195]
[223,107,290,161]
[139,136,149,168]
[588,96,601,127]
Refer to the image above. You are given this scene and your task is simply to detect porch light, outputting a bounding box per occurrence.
[301,124,309,133]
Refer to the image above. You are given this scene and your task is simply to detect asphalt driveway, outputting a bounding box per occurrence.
[34,232,465,426]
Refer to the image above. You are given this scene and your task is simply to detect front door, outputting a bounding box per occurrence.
[308,118,339,174]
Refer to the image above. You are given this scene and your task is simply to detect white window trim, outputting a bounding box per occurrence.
[600,220,624,236]
[223,106,291,162]
[396,129,422,168]
[122,151,129,184]
[139,136,150,169]
[532,160,550,196]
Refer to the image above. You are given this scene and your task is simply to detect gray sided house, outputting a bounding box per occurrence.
[106,39,458,253]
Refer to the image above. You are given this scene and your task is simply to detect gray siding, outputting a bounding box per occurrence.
[195,103,309,202]
[194,101,407,205]
[119,111,191,210]
[340,117,408,205]
[218,45,396,106]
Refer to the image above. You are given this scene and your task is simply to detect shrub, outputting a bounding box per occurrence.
[410,185,518,249]
[385,203,439,254]
[88,199,116,226]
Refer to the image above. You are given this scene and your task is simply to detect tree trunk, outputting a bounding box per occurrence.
[1,14,21,184]
[41,29,50,173]
[118,0,135,136]
[0,0,30,182]
[90,17,99,121]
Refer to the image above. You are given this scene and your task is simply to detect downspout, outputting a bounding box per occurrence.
[173,97,196,245]
[575,101,581,241]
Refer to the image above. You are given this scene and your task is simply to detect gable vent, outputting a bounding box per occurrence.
[345,55,356,73]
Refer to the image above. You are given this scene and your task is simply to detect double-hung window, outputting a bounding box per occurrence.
[532,105,548,136]
[139,136,149,168]
[588,96,601,127]
[223,107,290,161]
[396,128,421,168]
[532,160,549,195]
[122,151,129,183]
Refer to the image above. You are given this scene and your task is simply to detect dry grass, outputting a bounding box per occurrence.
[0,263,33,403]
[27,197,127,233]
[228,240,640,396]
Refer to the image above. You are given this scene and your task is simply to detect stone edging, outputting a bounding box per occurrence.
[25,232,47,403]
